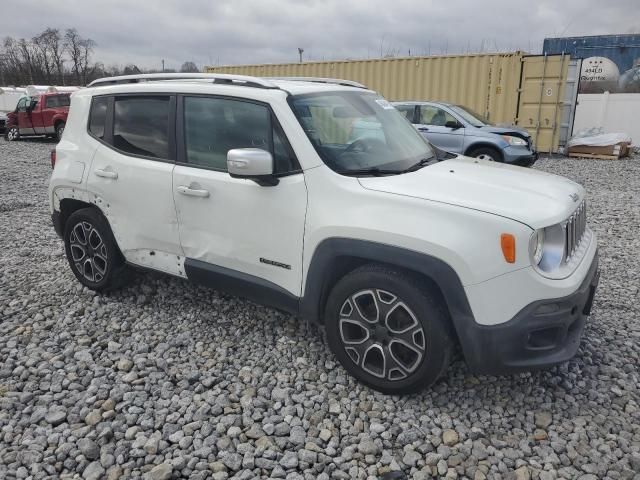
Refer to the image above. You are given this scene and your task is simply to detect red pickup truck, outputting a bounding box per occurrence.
[5,93,71,142]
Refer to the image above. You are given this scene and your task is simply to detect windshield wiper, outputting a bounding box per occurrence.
[400,156,438,173]
[336,167,402,176]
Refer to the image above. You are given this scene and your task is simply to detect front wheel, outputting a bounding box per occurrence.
[6,126,19,141]
[63,208,129,292]
[324,265,452,394]
[469,146,502,162]
[55,122,65,141]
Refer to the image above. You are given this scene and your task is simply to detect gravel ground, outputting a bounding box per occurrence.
[1,137,639,480]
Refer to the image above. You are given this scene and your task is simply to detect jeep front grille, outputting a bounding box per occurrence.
[564,201,587,262]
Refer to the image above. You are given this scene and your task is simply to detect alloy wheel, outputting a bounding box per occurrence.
[338,289,426,381]
[69,221,108,283]
[476,153,495,161]
[7,127,18,141]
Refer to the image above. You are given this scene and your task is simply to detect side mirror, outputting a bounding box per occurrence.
[227,148,278,186]
[445,120,463,129]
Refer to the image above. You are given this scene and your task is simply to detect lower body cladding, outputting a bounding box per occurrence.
[51,210,599,379]
[459,252,599,375]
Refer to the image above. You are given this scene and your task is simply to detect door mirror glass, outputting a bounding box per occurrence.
[445,120,462,129]
[227,148,278,186]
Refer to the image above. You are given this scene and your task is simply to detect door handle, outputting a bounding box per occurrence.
[177,185,210,198]
[94,168,118,179]
[418,126,429,132]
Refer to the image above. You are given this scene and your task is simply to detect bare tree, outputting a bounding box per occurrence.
[63,29,96,85]
[64,28,83,84]
[79,37,96,84]
[17,38,37,84]
[32,31,55,84]
[42,28,65,84]
[179,61,199,73]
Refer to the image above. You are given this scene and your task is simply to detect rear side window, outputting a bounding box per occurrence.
[183,96,298,173]
[113,96,170,159]
[45,95,70,108]
[88,97,108,139]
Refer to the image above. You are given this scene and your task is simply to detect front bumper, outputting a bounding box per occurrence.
[462,251,599,375]
[503,145,538,166]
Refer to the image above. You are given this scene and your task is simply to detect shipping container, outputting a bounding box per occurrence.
[206,51,577,152]
[543,34,640,93]
[207,52,525,125]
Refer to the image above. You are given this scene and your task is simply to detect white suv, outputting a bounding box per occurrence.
[49,73,599,394]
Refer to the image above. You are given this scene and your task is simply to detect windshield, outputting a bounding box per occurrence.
[449,105,491,127]
[289,91,435,174]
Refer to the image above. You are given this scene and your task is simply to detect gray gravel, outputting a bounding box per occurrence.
[1,137,639,480]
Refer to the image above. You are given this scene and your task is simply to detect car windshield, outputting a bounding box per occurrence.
[449,105,491,127]
[289,91,435,174]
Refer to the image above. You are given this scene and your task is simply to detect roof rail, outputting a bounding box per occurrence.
[87,73,279,89]
[268,77,367,89]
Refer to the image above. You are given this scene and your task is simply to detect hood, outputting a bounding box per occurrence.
[477,125,531,140]
[358,156,584,229]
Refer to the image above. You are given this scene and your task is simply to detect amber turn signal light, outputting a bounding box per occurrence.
[501,233,516,263]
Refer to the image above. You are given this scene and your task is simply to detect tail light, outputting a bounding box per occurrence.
[50,149,57,169]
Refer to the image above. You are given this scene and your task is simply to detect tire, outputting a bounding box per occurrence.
[5,126,19,141]
[469,146,502,162]
[55,122,65,141]
[324,265,452,394]
[63,208,129,292]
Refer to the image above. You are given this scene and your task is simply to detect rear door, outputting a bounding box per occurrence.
[415,104,465,153]
[172,95,307,297]
[86,94,183,275]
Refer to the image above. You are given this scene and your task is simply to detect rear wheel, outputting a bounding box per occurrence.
[55,122,65,141]
[325,265,452,394]
[469,146,502,162]
[6,126,19,141]
[63,208,129,292]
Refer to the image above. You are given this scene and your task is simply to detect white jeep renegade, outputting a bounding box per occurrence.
[49,73,599,394]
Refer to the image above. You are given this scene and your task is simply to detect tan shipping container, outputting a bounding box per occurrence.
[206,52,524,125]
[206,51,578,152]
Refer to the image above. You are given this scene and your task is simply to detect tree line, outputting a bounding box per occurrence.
[0,27,200,87]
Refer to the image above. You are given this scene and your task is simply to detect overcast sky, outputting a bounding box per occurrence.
[3,0,638,70]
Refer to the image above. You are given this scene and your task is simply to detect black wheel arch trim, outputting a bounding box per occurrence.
[300,237,477,350]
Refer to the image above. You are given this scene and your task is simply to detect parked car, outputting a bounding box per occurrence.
[393,101,538,166]
[49,73,598,394]
[5,92,71,141]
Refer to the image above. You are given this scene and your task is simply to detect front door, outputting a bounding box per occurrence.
[86,95,183,275]
[17,97,35,135]
[173,95,307,297]
[415,105,465,153]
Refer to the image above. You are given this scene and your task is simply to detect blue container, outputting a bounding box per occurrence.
[543,34,640,93]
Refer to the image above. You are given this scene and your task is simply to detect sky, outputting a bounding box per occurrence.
[2,0,638,70]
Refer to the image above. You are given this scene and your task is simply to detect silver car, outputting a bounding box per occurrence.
[393,101,538,166]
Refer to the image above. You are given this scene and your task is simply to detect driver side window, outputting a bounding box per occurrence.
[17,98,27,112]
[419,106,456,127]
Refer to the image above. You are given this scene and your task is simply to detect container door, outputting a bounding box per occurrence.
[516,54,574,153]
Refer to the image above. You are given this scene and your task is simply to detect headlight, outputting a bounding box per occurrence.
[530,225,566,272]
[501,135,527,146]
[530,229,544,265]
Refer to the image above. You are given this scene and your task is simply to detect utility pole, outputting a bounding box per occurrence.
[298,48,304,63]
[162,59,165,72]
